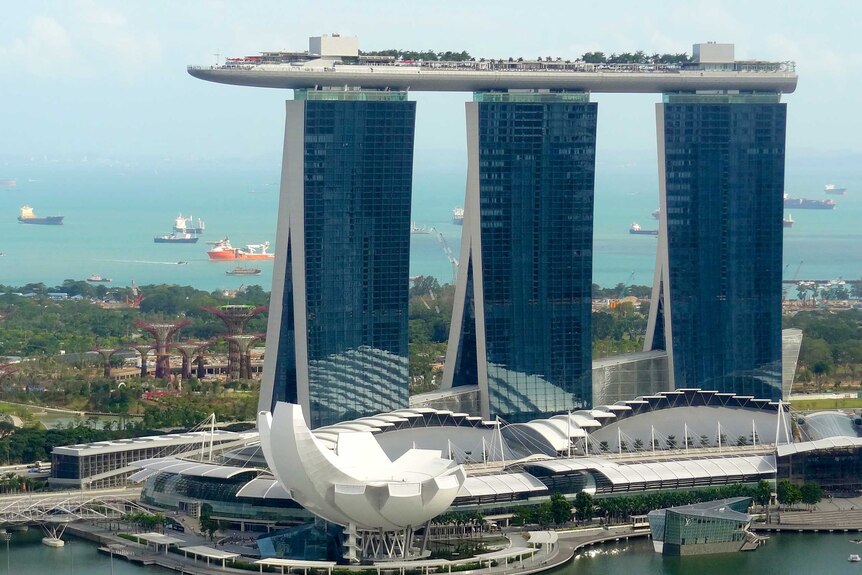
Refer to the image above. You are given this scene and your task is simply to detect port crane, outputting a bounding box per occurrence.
[435,229,459,283]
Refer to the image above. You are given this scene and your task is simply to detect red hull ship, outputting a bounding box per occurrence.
[207,238,274,261]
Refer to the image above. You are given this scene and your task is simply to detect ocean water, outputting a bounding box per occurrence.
[0,158,859,293]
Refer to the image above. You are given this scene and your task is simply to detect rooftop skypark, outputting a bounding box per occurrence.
[188,36,798,94]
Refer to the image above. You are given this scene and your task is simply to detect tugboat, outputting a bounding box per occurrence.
[452,207,464,225]
[86,275,111,283]
[207,238,274,261]
[154,232,199,244]
[629,222,658,236]
[17,205,63,225]
[226,266,262,276]
[172,214,206,234]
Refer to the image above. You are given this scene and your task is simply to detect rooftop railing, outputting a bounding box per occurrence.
[188,58,796,75]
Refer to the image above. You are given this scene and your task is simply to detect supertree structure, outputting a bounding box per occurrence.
[92,347,118,379]
[132,345,153,378]
[173,341,211,380]
[133,320,191,379]
[223,334,264,380]
[201,305,267,380]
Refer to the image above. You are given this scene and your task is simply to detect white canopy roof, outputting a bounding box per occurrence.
[179,546,240,560]
[457,472,547,498]
[526,455,776,486]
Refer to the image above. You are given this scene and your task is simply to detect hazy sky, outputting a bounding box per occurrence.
[1,0,860,166]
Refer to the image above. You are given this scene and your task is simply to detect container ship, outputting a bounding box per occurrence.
[207,238,274,261]
[154,232,199,244]
[17,205,63,225]
[824,184,846,195]
[783,195,835,210]
[629,222,658,236]
[173,214,206,234]
[452,207,464,225]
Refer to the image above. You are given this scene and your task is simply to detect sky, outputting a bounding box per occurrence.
[1,0,861,168]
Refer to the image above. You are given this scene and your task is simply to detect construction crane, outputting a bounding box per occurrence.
[436,230,459,283]
[609,272,636,310]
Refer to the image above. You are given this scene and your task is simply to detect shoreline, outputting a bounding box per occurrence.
[62,519,862,575]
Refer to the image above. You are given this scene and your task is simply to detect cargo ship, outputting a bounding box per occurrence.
[452,207,464,225]
[154,232,199,244]
[824,184,847,195]
[783,214,794,228]
[226,266,262,276]
[17,205,63,225]
[207,238,274,261]
[173,214,206,234]
[629,222,658,236]
[783,194,835,210]
[86,275,111,283]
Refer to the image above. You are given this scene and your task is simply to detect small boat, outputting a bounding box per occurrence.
[848,554,861,562]
[452,207,464,225]
[86,275,111,283]
[154,232,199,244]
[651,208,660,220]
[783,214,794,228]
[824,184,847,195]
[0,180,15,187]
[17,205,63,225]
[849,539,862,544]
[177,261,189,265]
[226,266,262,276]
[630,222,658,236]
[411,222,432,234]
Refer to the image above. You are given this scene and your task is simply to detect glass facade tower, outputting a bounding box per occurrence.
[443,92,597,422]
[646,94,786,400]
[261,90,415,428]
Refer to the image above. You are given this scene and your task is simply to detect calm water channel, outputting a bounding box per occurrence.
[3,529,171,575]
[9,530,860,575]
[565,532,862,575]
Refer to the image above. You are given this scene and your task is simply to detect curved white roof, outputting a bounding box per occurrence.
[525,455,776,486]
[128,457,264,480]
[457,473,547,498]
[259,403,466,531]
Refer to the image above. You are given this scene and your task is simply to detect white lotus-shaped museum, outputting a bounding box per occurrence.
[258,403,466,531]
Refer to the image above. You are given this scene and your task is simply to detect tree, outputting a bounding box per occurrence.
[549,494,572,525]
[754,480,772,507]
[777,480,802,509]
[633,439,644,451]
[665,435,677,450]
[199,503,219,539]
[535,501,554,526]
[574,492,595,524]
[812,360,833,391]
[800,482,823,508]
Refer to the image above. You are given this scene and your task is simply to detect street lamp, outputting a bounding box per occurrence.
[1,531,11,574]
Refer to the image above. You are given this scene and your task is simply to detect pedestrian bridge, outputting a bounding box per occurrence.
[0,487,145,525]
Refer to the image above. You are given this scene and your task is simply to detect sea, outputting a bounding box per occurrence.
[0,156,860,293]
[568,532,862,575]
[3,527,860,575]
